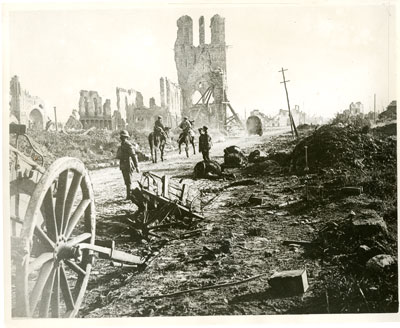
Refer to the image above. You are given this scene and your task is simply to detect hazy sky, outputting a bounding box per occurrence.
[4,1,397,123]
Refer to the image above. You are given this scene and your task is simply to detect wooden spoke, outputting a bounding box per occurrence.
[15,157,95,318]
[62,172,83,234]
[64,199,91,238]
[55,170,69,235]
[65,260,86,277]
[29,261,54,315]
[50,267,60,318]
[34,225,55,249]
[60,263,75,311]
[66,233,91,247]
[42,187,58,241]
[28,252,53,274]
[38,267,56,318]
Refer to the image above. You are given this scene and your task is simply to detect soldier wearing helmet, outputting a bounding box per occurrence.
[116,130,140,199]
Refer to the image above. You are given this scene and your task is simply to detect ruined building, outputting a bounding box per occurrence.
[114,79,182,132]
[78,91,112,129]
[9,76,48,130]
[160,77,182,126]
[65,109,83,130]
[174,15,228,129]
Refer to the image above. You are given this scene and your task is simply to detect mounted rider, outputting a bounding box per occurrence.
[178,116,195,144]
[154,115,167,138]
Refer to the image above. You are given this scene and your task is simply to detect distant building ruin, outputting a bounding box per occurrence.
[78,90,112,129]
[114,78,182,132]
[65,109,83,130]
[174,14,227,129]
[9,75,48,130]
[160,77,182,127]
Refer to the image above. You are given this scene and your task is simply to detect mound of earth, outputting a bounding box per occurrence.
[290,124,396,174]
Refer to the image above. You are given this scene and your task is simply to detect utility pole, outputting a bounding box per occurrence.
[54,106,58,132]
[279,67,298,138]
[374,93,376,123]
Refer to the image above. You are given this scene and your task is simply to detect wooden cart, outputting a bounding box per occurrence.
[9,125,142,318]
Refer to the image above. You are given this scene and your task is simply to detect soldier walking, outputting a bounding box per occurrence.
[199,126,212,161]
[116,130,140,199]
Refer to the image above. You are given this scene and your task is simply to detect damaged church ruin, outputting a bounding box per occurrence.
[174,14,229,130]
[9,76,48,130]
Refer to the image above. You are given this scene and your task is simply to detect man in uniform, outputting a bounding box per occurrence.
[178,116,194,144]
[116,130,140,199]
[154,115,166,137]
[199,126,212,161]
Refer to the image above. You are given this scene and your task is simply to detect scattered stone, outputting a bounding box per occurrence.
[351,209,388,235]
[248,195,265,206]
[248,149,268,163]
[359,245,371,253]
[340,186,363,196]
[366,254,396,272]
[269,269,309,295]
[264,251,273,258]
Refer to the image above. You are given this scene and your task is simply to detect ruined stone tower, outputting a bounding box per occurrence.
[174,14,227,127]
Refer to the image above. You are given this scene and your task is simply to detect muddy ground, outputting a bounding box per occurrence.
[78,126,397,317]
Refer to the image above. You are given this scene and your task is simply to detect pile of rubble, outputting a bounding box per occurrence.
[290,124,396,174]
[307,207,398,313]
[27,128,150,168]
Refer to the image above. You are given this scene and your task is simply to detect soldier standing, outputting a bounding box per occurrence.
[116,130,140,199]
[199,126,212,161]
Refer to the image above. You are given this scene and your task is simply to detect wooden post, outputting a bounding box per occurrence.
[162,175,169,198]
[180,183,189,204]
[54,106,58,131]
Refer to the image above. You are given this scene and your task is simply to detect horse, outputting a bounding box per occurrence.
[148,127,170,163]
[178,130,196,158]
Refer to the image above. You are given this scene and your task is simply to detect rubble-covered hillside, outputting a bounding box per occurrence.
[24,128,151,168]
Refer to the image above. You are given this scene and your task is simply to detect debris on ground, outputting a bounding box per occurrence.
[269,269,309,295]
[194,160,223,179]
[222,145,247,168]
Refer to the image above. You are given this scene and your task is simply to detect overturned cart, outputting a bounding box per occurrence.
[9,125,144,318]
[128,172,204,239]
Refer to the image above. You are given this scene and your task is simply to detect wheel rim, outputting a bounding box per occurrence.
[14,157,95,318]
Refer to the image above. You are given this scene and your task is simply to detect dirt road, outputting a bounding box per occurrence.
[80,126,326,317]
[89,127,289,205]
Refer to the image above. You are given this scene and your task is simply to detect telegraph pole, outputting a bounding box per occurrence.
[374,93,376,123]
[279,67,298,138]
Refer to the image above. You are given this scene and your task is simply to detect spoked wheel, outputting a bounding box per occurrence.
[14,158,95,318]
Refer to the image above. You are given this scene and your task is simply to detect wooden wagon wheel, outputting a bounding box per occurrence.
[14,157,95,318]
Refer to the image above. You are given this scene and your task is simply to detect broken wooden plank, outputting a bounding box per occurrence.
[180,183,189,203]
[142,273,267,299]
[162,175,169,198]
[282,240,314,246]
[141,188,204,220]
